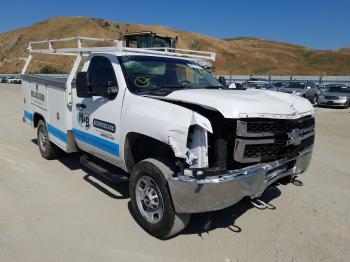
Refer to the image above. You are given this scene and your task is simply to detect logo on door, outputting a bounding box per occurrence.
[77,112,90,129]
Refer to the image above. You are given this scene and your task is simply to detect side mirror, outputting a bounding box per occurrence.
[106,84,119,98]
[76,72,92,98]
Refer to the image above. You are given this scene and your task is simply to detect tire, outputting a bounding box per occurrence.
[129,158,190,239]
[37,120,58,160]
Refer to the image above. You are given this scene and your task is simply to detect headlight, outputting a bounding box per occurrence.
[339,96,347,100]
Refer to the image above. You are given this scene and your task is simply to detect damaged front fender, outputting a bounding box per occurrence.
[121,93,213,162]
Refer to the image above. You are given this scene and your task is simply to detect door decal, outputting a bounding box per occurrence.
[93,119,116,133]
[72,128,120,157]
[77,112,90,129]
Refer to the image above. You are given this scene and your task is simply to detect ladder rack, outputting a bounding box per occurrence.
[26,36,216,61]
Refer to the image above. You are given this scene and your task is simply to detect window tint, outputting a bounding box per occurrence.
[87,56,117,94]
[287,82,305,89]
[327,86,350,93]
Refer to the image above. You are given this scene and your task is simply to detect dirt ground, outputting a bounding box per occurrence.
[0,84,349,262]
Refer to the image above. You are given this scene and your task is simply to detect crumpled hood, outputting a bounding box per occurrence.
[147,89,314,119]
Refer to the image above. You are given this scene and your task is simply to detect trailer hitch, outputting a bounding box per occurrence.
[250,198,268,209]
[290,176,303,186]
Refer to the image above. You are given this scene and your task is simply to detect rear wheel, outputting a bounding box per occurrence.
[129,159,190,239]
[37,120,58,160]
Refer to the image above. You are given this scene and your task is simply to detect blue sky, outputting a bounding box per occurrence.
[1,0,349,50]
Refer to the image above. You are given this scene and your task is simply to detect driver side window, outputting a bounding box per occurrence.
[87,56,117,94]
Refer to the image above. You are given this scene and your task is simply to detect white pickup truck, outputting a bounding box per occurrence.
[22,37,315,239]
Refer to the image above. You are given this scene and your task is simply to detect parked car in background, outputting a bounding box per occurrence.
[316,84,327,93]
[242,81,265,89]
[273,81,287,89]
[279,81,319,104]
[242,82,278,91]
[0,77,8,83]
[318,85,350,108]
[6,76,22,84]
[261,83,279,91]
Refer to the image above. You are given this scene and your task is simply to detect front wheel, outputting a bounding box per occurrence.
[129,159,190,239]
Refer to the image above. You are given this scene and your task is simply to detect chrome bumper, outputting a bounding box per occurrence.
[168,147,313,213]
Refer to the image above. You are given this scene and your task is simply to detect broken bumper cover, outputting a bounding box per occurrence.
[168,147,313,213]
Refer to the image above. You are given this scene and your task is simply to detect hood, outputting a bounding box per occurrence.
[146,89,314,119]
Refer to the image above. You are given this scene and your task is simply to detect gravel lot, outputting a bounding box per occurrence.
[1,84,349,262]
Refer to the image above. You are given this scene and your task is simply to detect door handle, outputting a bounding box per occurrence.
[76,103,86,109]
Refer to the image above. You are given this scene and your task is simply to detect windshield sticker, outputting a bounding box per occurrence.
[134,77,151,88]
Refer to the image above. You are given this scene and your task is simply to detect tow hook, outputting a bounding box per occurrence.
[290,176,303,186]
[250,198,268,209]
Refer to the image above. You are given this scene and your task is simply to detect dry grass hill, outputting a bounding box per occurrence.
[0,16,349,75]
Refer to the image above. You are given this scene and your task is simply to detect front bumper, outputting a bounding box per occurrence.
[318,97,347,107]
[168,147,313,213]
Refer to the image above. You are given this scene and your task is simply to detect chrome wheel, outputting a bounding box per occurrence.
[39,127,48,152]
[135,176,164,224]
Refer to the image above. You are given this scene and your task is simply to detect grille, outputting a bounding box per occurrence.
[243,135,314,162]
[245,116,315,136]
[232,116,315,164]
[244,141,285,161]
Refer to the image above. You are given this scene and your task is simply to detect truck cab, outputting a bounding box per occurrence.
[22,37,315,239]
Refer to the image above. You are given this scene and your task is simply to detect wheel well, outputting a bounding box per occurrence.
[33,113,45,128]
[124,133,176,172]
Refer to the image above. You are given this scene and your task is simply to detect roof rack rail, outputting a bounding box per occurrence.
[26,36,216,61]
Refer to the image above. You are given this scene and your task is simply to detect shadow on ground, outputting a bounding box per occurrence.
[182,187,281,238]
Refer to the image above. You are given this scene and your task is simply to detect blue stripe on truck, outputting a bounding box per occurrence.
[48,124,67,143]
[72,128,120,157]
[24,111,33,121]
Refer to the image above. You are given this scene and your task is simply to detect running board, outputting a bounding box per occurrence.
[80,154,129,183]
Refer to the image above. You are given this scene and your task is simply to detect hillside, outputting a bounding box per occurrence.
[0,16,350,75]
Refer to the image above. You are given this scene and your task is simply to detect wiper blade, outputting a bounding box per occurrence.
[137,86,187,94]
[202,85,224,89]
[137,87,186,95]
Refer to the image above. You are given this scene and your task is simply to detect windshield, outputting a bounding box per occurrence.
[119,56,222,94]
[262,84,275,89]
[327,86,350,93]
[286,82,306,89]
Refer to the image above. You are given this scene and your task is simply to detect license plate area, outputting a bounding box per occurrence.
[265,161,295,181]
